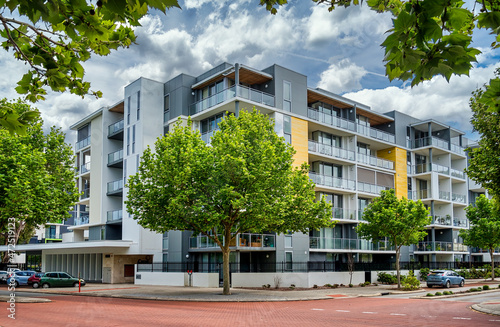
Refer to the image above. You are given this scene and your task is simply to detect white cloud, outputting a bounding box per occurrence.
[317,59,368,93]
[343,64,500,133]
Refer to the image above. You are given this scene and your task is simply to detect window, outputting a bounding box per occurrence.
[285,252,293,270]
[285,235,292,248]
[164,94,170,123]
[136,91,141,120]
[77,124,90,141]
[357,142,370,155]
[284,115,291,144]
[132,125,136,154]
[163,232,168,250]
[100,226,105,240]
[200,113,224,134]
[127,96,131,125]
[283,81,291,112]
[126,127,130,155]
[123,159,127,184]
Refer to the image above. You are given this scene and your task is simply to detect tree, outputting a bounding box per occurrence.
[466,74,500,198]
[0,98,78,262]
[0,0,180,133]
[356,189,430,288]
[126,110,334,295]
[264,0,500,110]
[460,195,500,280]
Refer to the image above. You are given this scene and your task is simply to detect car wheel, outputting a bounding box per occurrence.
[42,283,50,289]
[14,281,19,288]
[73,282,79,287]
[32,282,39,289]
[445,280,450,288]
[459,280,464,287]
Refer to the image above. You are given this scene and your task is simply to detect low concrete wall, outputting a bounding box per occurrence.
[135,271,185,286]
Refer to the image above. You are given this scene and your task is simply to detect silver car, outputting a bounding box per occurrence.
[426,270,465,288]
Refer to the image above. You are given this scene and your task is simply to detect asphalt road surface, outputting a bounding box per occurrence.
[0,294,498,327]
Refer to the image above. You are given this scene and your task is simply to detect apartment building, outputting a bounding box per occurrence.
[8,62,495,283]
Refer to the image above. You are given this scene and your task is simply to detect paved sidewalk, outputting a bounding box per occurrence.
[7,280,500,315]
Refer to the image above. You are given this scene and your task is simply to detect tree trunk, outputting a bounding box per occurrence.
[490,248,495,281]
[396,249,401,289]
[222,228,232,295]
[1,220,25,263]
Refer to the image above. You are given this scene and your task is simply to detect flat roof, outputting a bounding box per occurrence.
[0,240,133,252]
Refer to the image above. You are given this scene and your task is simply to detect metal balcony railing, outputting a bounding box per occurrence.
[357,124,395,143]
[189,233,276,249]
[450,143,465,155]
[412,136,449,151]
[308,140,355,161]
[450,168,465,179]
[439,191,450,201]
[452,193,466,204]
[75,214,89,225]
[107,180,123,194]
[80,188,90,200]
[80,162,90,174]
[108,119,124,137]
[309,237,394,251]
[416,241,453,252]
[108,149,124,166]
[76,136,91,150]
[107,209,123,222]
[453,217,468,227]
[358,182,392,195]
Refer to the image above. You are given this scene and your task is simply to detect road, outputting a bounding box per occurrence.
[0,293,498,327]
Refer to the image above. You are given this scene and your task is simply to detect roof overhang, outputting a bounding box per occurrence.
[0,240,134,252]
[191,65,273,90]
[410,120,465,137]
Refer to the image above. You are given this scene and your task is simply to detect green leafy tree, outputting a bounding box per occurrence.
[0,98,79,262]
[0,0,180,133]
[264,0,500,109]
[357,189,430,288]
[126,110,334,295]
[460,195,500,280]
[466,75,500,198]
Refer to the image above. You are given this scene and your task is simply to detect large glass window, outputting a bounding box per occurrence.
[132,125,136,154]
[127,96,131,125]
[283,81,291,112]
[136,91,141,120]
[284,115,291,144]
[200,112,224,134]
[285,234,292,248]
[285,252,293,270]
[357,142,371,155]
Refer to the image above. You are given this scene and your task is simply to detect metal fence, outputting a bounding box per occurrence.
[137,261,497,273]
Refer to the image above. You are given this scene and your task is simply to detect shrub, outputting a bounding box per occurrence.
[349,284,353,288]
[324,283,332,288]
[313,284,318,289]
[426,293,434,297]
[377,272,397,284]
[483,285,490,290]
[262,284,271,289]
[419,268,430,281]
[402,270,420,291]
[333,284,339,288]
[443,291,451,295]
[435,292,442,296]
[364,281,371,286]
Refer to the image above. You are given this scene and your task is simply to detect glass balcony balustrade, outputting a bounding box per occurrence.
[108,149,124,165]
[357,124,395,143]
[107,180,123,194]
[307,108,356,132]
[76,136,91,150]
[80,162,91,174]
[358,181,392,195]
[189,233,275,249]
[356,153,394,170]
[108,120,124,137]
[309,172,356,190]
[308,140,355,161]
[189,85,275,115]
[309,237,394,251]
[107,209,123,222]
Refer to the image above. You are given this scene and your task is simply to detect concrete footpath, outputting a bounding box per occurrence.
[5,280,500,316]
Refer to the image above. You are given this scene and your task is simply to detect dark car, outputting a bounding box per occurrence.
[40,272,85,288]
[427,270,465,288]
[28,272,45,288]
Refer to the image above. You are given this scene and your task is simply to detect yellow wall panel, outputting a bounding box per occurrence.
[378,147,408,199]
[291,117,308,168]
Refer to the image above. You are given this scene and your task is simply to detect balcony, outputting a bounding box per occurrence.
[309,172,356,191]
[452,193,466,204]
[450,143,465,155]
[80,162,90,174]
[453,217,468,228]
[450,168,465,179]
[416,241,453,252]
[76,136,91,150]
[80,188,90,200]
[331,207,357,220]
[45,231,61,240]
[357,153,394,170]
[107,179,123,196]
[108,149,124,168]
[408,189,431,200]
[309,237,394,251]
[357,124,395,143]
[307,107,356,132]
[107,209,123,223]
[358,182,392,195]
[189,233,276,249]
[189,85,275,115]
[75,214,89,225]
[412,136,449,151]
[432,215,452,226]
[108,120,124,140]
[308,140,355,161]
[412,163,449,175]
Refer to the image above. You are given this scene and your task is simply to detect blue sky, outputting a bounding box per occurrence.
[1,0,498,142]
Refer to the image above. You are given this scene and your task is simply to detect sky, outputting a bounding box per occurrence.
[1,0,499,144]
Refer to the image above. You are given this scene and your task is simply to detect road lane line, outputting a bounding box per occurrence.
[311,309,324,311]
[336,310,350,313]
[453,317,471,320]
[362,312,377,314]
[390,313,406,316]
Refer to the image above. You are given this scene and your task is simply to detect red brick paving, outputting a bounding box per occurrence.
[0,295,497,327]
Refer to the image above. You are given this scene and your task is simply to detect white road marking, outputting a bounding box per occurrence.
[489,320,500,322]
[362,312,377,314]
[453,317,471,320]
[311,309,324,311]
[336,310,350,313]
[390,313,406,316]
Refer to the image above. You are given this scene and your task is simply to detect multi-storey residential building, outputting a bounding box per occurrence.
[5,63,497,284]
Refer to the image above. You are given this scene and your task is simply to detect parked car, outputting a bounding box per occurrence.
[427,270,465,288]
[0,271,8,284]
[7,271,36,287]
[28,272,45,288]
[40,272,85,288]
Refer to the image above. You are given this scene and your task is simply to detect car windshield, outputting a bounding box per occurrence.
[429,271,444,275]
